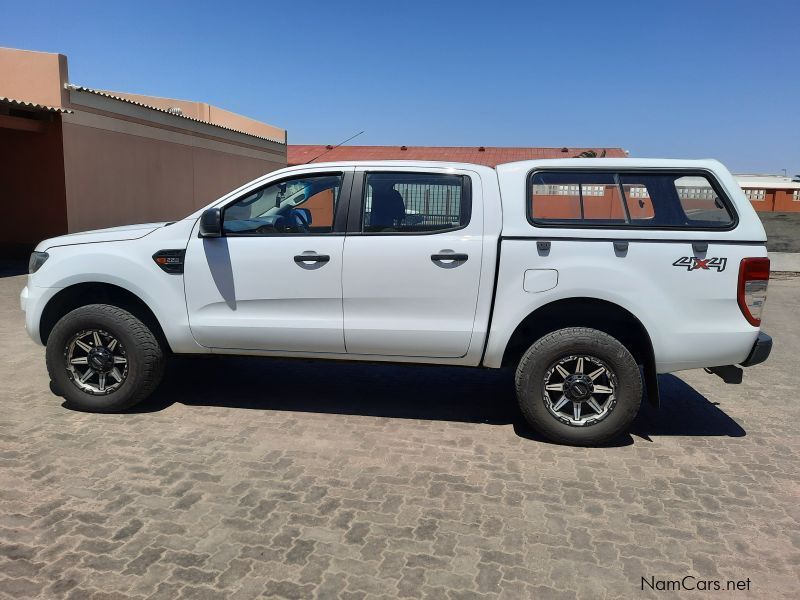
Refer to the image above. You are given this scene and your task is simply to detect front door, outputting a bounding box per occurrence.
[184,169,353,352]
[342,169,484,358]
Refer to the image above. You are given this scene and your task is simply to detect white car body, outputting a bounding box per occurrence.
[21,158,769,384]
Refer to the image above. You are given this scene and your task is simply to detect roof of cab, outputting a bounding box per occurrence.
[278,160,497,172]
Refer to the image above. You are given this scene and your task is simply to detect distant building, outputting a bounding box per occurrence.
[734,174,800,213]
[288,145,628,167]
[1,47,287,257]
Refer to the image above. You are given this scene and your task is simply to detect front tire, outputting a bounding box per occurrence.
[515,327,642,446]
[46,304,165,412]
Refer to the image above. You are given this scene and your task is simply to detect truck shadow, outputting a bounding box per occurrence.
[130,356,746,445]
[0,260,28,277]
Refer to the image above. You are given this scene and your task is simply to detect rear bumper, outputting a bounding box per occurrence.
[740,332,772,367]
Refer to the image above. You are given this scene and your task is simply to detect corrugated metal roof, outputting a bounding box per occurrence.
[65,84,285,144]
[288,145,628,167]
[735,175,800,190]
[0,96,72,113]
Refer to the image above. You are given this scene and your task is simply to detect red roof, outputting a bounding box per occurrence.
[288,145,627,167]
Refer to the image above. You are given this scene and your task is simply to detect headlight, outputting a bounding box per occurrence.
[28,251,49,274]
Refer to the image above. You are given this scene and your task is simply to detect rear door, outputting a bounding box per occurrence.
[341,167,483,357]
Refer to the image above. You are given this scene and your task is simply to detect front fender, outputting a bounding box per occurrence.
[28,220,203,353]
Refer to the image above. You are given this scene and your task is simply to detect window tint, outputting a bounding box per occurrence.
[530,173,627,224]
[223,173,342,235]
[618,174,734,226]
[675,176,732,222]
[620,183,655,220]
[363,173,469,233]
[530,171,735,228]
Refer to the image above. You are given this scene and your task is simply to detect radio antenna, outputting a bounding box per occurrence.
[304,130,365,164]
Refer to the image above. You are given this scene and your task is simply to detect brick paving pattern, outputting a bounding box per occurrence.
[0,274,798,599]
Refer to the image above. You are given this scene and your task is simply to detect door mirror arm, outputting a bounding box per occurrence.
[198,208,222,238]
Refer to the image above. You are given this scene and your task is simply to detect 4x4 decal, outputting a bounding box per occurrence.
[672,256,727,272]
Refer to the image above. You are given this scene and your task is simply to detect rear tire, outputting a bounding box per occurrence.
[46,304,165,412]
[515,327,642,446]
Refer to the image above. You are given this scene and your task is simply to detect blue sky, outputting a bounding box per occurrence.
[2,0,797,173]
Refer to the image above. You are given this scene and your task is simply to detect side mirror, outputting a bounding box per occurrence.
[199,207,222,237]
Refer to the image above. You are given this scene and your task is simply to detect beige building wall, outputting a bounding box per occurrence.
[1,46,288,245]
[0,47,69,107]
[61,102,285,232]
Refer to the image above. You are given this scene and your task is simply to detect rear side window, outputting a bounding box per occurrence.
[363,172,470,233]
[529,171,735,228]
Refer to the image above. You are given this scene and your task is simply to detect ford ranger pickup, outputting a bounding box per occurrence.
[20,158,772,445]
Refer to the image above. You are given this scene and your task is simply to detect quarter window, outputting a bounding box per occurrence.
[529,171,735,228]
[672,176,732,223]
[363,173,469,233]
[223,173,342,235]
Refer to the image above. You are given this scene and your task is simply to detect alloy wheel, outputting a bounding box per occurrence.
[64,329,128,395]
[542,354,618,426]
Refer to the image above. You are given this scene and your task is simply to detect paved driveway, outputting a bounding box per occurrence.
[0,274,798,599]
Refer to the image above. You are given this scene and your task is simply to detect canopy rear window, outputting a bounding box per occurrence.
[528,170,736,229]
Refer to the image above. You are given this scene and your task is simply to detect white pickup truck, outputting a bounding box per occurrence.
[21,158,772,445]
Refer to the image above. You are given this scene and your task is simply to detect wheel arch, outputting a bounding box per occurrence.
[500,297,659,406]
[39,282,171,352]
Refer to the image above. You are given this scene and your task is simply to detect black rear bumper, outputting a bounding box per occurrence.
[740,332,772,367]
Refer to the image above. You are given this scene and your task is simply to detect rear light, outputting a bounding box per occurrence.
[737,257,770,326]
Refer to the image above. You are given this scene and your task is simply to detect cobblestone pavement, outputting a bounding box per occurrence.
[1,273,798,599]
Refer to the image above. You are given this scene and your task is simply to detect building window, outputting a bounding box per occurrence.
[744,189,766,201]
[676,186,717,201]
[793,190,800,201]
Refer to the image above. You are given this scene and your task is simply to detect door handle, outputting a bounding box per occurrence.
[294,253,330,264]
[431,253,468,263]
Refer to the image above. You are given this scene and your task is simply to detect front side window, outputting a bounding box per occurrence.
[223,173,342,235]
[363,173,470,233]
[529,171,735,228]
